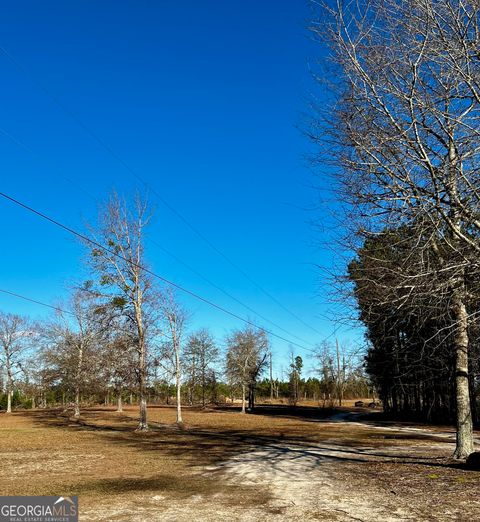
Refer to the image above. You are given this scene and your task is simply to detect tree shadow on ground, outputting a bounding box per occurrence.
[23,407,476,474]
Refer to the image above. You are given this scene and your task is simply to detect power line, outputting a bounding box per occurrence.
[0,45,323,337]
[0,286,317,353]
[0,190,317,353]
[0,287,171,340]
[0,127,315,348]
[149,238,315,346]
[0,288,73,316]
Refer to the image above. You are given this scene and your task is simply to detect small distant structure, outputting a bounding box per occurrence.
[354,401,364,407]
[368,402,379,409]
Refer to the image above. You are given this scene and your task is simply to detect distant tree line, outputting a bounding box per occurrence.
[0,192,368,421]
[0,310,369,414]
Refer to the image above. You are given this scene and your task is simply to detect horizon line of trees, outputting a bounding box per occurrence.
[0,192,368,422]
[0,304,369,413]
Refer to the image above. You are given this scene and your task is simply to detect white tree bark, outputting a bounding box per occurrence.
[6,390,12,414]
[452,291,474,458]
[116,391,123,413]
[73,341,83,418]
[176,360,183,424]
[241,384,246,414]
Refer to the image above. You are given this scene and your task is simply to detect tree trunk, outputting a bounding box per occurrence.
[452,293,474,458]
[116,392,123,413]
[138,340,148,431]
[241,384,246,414]
[248,384,255,410]
[136,322,148,431]
[74,341,83,418]
[188,384,193,406]
[5,352,12,413]
[176,345,183,424]
[176,383,183,424]
[336,339,343,407]
[269,352,273,401]
[138,396,148,430]
[6,389,12,413]
[138,354,148,431]
[74,387,80,418]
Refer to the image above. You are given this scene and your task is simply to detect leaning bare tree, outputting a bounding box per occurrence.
[310,0,480,457]
[85,192,157,431]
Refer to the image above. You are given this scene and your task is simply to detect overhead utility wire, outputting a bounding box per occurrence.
[148,237,315,346]
[0,287,171,339]
[0,46,323,338]
[0,126,314,347]
[0,191,317,353]
[0,288,73,315]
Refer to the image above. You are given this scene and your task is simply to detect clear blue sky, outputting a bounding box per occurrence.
[0,1,358,375]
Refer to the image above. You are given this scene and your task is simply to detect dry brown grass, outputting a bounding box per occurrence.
[0,406,273,518]
[1,404,479,521]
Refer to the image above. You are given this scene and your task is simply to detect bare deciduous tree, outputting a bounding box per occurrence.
[226,326,269,413]
[100,317,138,414]
[311,0,480,458]
[184,329,219,407]
[42,290,103,417]
[159,289,188,425]
[85,192,157,431]
[315,340,355,407]
[315,342,335,408]
[0,312,33,413]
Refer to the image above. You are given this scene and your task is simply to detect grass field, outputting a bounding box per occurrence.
[1,404,479,521]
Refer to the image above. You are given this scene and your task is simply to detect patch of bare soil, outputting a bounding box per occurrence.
[204,412,480,521]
